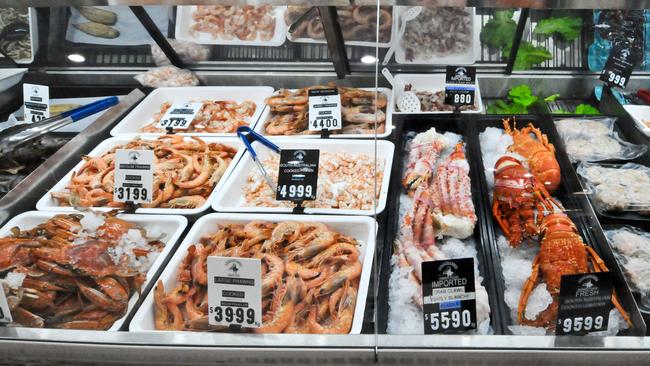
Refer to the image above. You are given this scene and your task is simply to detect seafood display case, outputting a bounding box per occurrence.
[3,1,650,365]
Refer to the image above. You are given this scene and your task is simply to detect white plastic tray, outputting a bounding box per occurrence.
[623,104,650,137]
[110,87,274,137]
[0,68,26,92]
[0,211,187,331]
[393,6,476,65]
[36,136,242,216]
[7,8,38,64]
[213,138,394,215]
[390,73,483,114]
[254,87,393,139]
[175,6,287,47]
[129,213,376,334]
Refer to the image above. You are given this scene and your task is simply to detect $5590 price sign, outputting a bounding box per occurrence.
[113,149,154,204]
[555,272,614,336]
[276,149,319,202]
[207,256,262,329]
[155,102,203,130]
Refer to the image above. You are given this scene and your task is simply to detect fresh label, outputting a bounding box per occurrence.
[207,256,262,329]
[600,44,637,89]
[155,102,203,130]
[444,66,476,106]
[422,258,476,334]
[113,149,154,204]
[0,287,12,323]
[23,83,50,123]
[556,272,614,336]
[276,149,319,201]
[308,88,342,131]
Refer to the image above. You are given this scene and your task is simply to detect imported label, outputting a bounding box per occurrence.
[155,102,203,130]
[444,66,476,106]
[0,288,12,323]
[276,149,319,201]
[422,257,476,334]
[556,272,614,336]
[308,88,342,131]
[23,83,50,123]
[600,44,637,89]
[113,149,154,204]
[207,256,262,329]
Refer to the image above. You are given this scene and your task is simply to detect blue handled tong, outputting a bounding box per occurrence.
[237,126,280,192]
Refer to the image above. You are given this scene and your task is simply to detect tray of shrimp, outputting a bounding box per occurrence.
[0,210,187,331]
[129,213,376,334]
[213,138,394,216]
[253,85,393,139]
[110,86,274,137]
[175,5,287,47]
[36,135,242,216]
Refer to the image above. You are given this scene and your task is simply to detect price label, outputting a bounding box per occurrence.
[600,44,637,89]
[276,149,319,201]
[113,149,154,204]
[422,258,476,334]
[556,272,614,336]
[155,102,203,130]
[308,88,342,132]
[444,66,476,107]
[23,83,50,123]
[207,256,262,329]
[0,286,12,323]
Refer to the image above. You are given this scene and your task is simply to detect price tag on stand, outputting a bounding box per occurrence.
[599,44,637,89]
[207,256,262,329]
[555,272,614,336]
[155,102,203,130]
[444,66,476,107]
[0,288,12,323]
[308,88,342,132]
[276,149,319,201]
[113,149,154,204]
[421,258,476,334]
[23,83,50,123]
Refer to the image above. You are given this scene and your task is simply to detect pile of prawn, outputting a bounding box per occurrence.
[190,5,276,41]
[264,84,388,136]
[244,152,383,210]
[154,221,362,333]
[51,136,237,209]
[140,100,256,133]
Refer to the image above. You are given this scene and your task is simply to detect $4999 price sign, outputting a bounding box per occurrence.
[155,102,203,130]
[276,149,319,201]
[207,256,262,329]
[113,149,154,204]
[422,257,477,334]
[308,88,342,132]
[555,272,614,336]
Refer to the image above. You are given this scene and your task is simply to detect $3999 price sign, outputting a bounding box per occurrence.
[207,256,262,329]
[276,149,319,202]
[155,102,203,130]
[555,272,614,336]
[421,257,477,334]
[308,88,342,132]
[599,44,637,89]
[113,149,154,204]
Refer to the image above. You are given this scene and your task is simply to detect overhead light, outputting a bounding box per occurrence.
[360,55,377,64]
[67,54,85,63]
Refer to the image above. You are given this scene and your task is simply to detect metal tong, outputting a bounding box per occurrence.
[237,126,280,192]
[0,96,119,157]
[288,6,318,34]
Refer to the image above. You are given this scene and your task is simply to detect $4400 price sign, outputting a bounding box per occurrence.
[113,149,154,204]
[308,88,342,132]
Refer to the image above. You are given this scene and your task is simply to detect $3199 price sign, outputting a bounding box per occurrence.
[113,149,154,204]
[555,272,614,336]
[155,102,203,130]
[276,149,319,202]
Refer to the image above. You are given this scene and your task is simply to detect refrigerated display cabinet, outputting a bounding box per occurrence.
[2,1,650,365]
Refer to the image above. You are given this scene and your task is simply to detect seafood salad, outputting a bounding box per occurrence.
[606,226,650,307]
[578,163,650,215]
[264,84,388,136]
[244,152,383,210]
[388,128,492,334]
[51,136,237,209]
[0,212,164,329]
[397,85,479,112]
[190,5,276,41]
[154,221,362,333]
[285,6,392,43]
[400,7,472,62]
[140,100,257,133]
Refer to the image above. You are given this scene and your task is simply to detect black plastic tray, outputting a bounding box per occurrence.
[377,114,504,335]
[469,114,646,336]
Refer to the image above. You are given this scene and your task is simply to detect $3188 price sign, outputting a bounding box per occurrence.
[210,306,256,325]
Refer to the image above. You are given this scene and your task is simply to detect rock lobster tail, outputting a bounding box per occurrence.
[469,114,646,335]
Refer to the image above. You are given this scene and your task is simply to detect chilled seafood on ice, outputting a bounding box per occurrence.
[190,5,276,41]
[140,100,256,133]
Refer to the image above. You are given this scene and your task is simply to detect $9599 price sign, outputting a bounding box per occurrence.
[276,149,319,201]
[113,149,154,204]
[155,102,203,130]
[207,256,262,329]
[422,258,476,334]
[308,88,342,132]
[555,272,614,336]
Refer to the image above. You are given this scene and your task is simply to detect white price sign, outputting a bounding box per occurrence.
[23,83,50,123]
[155,102,203,130]
[308,88,342,132]
[113,149,154,204]
[0,287,12,323]
[207,256,262,329]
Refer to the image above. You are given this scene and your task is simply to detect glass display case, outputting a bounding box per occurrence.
[1,1,650,365]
